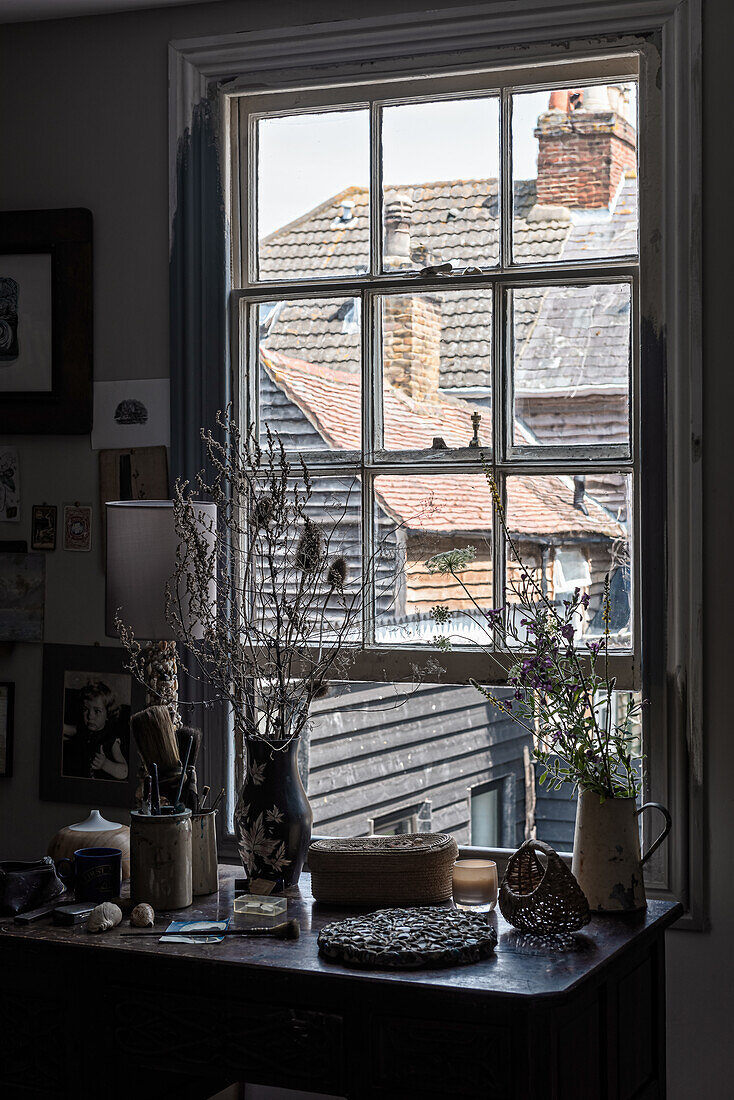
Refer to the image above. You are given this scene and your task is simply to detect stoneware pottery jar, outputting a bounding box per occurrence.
[235,736,312,889]
[48,809,130,881]
[130,808,192,910]
[191,810,219,896]
[572,791,672,912]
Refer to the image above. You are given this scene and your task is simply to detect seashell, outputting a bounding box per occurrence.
[87,901,123,933]
[130,903,155,928]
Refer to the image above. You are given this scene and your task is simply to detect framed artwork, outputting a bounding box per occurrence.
[32,504,57,550]
[40,644,143,807]
[0,209,92,434]
[0,552,45,642]
[0,683,14,777]
[63,502,92,551]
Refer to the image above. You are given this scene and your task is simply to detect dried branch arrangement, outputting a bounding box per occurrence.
[118,410,393,746]
[429,467,642,800]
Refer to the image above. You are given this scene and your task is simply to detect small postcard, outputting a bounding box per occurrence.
[63,503,92,552]
[161,919,230,944]
[32,504,57,551]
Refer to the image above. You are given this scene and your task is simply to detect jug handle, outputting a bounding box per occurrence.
[636,802,672,865]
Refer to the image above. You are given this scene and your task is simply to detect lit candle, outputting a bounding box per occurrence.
[452,859,498,911]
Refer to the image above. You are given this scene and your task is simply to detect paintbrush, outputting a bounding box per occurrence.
[130,706,180,774]
[141,774,152,815]
[199,785,211,811]
[173,734,193,808]
[121,918,300,940]
[151,763,160,815]
[209,787,225,813]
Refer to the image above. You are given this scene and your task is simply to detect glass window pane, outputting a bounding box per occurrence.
[511,283,631,449]
[254,474,363,643]
[381,97,500,273]
[512,83,638,264]
[373,473,493,645]
[471,783,501,847]
[258,297,361,450]
[380,289,492,451]
[308,681,520,844]
[257,109,369,279]
[505,472,632,646]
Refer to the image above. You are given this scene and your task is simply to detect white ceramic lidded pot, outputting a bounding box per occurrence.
[48,809,131,881]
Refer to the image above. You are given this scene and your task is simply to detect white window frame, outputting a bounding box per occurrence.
[232,61,638,686]
[169,0,703,926]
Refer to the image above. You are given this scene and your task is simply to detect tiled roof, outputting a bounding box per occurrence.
[259,176,636,395]
[262,349,624,542]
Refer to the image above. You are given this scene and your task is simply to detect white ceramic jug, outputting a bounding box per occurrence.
[572,791,672,912]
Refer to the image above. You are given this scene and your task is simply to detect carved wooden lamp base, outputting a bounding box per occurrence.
[142,639,181,727]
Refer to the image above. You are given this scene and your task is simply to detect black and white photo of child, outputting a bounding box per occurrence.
[61,671,131,781]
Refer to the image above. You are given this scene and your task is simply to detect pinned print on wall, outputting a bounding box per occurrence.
[98,446,168,547]
[63,503,92,552]
[0,552,45,642]
[0,446,19,521]
[91,379,170,450]
[32,504,57,550]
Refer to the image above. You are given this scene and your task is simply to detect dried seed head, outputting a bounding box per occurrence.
[326,556,348,589]
[295,519,324,575]
[254,495,274,528]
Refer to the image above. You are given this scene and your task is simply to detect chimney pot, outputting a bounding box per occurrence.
[339,199,355,222]
[384,190,414,262]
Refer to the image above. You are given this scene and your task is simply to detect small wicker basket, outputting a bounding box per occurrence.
[499,839,591,934]
[309,833,458,906]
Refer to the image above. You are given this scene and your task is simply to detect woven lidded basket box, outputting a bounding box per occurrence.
[308,833,458,906]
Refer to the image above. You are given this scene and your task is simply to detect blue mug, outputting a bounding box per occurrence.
[57,847,122,902]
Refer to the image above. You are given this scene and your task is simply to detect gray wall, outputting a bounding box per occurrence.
[0,1,732,1096]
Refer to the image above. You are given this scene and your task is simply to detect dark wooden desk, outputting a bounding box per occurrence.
[0,866,681,1100]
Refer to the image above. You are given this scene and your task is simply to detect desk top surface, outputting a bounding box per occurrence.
[0,866,682,1000]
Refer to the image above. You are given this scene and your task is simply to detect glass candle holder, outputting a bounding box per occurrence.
[452,859,498,912]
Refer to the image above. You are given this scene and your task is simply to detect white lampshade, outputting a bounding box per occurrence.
[105,500,217,640]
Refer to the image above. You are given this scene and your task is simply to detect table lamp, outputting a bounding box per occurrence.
[105,500,217,716]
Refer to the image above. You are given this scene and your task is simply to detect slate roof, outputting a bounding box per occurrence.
[259,175,637,396]
[261,349,625,542]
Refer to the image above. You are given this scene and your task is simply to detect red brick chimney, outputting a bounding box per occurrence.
[383,292,442,403]
[534,86,636,209]
[381,190,443,402]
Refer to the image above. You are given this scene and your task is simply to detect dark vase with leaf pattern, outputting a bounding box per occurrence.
[234,734,313,889]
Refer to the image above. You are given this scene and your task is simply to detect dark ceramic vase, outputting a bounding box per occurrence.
[234,736,313,889]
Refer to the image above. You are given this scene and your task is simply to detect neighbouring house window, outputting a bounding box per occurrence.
[231,57,643,854]
[470,779,505,848]
[371,801,432,836]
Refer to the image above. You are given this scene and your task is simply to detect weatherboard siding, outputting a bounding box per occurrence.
[308,682,531,846]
